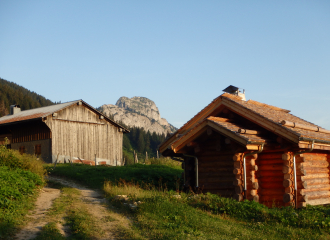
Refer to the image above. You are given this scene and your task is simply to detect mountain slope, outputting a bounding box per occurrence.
[0,77,54,117]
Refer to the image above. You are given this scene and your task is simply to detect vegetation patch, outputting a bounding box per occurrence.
[34,222,65,240]
[0,145,45,240]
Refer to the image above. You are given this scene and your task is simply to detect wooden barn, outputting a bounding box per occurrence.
[0,100,128,165]
[159,87,330,208]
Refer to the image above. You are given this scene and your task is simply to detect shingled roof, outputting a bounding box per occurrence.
[0,100,129,132]
[160,93,330,154]
[0,101,79,125]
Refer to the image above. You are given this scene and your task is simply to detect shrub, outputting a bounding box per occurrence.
[0,143,45,178]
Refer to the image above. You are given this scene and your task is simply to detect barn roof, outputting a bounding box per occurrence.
[0,100,129,132]
[160,93,330,154]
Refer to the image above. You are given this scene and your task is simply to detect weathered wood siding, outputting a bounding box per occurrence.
[45,103,123,164]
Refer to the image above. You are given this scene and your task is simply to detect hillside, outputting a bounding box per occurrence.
[0,77,54,117]
[98,96,177,136]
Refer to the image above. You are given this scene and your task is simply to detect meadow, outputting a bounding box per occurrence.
[48,161,330,240]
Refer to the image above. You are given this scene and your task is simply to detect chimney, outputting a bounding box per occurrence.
[10,105,21,115]
[222,85,246,101]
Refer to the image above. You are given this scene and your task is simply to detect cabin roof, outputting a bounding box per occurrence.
[160,93,330,153]
[0,100,129,132]
[222,93,330,142]
[170,116,266,153]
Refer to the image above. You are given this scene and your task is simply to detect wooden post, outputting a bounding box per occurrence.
[157,150,159,159]
[146,152,148,161]
[116,158,118,166]
[134,150,136,164]
[95,154,97,167]
[54,153,59,169]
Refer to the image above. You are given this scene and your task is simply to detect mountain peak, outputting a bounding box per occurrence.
[99,96,176,135]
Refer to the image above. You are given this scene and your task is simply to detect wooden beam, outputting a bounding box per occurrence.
[281,120,330,134]
[299,141,330,151]
[238,129,260,135]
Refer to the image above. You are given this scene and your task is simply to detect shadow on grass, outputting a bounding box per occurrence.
[0,220,16,240]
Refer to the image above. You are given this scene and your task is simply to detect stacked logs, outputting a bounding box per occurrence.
[198,152,235,197]
[293,153,330,207]
[233,153,244,201]
[233,152,258,202]
[282,152,295,206]
[257,152,285,207]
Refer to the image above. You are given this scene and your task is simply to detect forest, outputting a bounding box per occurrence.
[0,77,54,117]
[102,113,171,163]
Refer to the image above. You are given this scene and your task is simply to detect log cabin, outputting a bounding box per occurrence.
[0,100,128,165]
[159,86,330,208]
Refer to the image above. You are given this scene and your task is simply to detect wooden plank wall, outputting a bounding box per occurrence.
[11,123,51,143]
[197,142,235,197]
[257,151,285,208]
[45,103,123,164]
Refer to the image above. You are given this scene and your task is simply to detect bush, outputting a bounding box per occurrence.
[0,143,46,178]
[0,142,46,239]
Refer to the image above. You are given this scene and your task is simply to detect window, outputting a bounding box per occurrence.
[19,146,25,154]
[35,144,41,156]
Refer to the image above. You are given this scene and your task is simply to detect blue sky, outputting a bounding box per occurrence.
[1,1,329,129]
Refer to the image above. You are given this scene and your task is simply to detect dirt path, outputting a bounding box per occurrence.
[15,176,133,240]
[14,187,61,240]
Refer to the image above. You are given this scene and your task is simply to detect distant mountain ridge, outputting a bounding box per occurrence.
[0,77,54,117]
[98,96,177,135]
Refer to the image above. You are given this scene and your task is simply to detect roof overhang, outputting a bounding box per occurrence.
[170,119,264,154]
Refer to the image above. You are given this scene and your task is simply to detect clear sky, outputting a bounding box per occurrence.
[1,1,329,129]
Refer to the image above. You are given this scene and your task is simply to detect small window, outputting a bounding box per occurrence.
[35,144,41,156]
[19,146,25,155]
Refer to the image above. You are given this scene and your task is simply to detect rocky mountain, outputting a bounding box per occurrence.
[98,96,177,135]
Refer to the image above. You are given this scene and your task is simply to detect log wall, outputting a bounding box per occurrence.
[45,103,123,165]
[196,141,235,197]
[295,152,330,207]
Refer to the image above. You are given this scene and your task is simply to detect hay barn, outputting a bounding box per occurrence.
[0,100,128,165]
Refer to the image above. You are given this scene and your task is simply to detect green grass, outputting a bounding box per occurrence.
[134,195,325,240]
[34,222,65,240]
[0,144,45,240]
[48,164,330,239]
[46,163,183,190]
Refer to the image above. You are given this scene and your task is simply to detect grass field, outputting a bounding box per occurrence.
[48,162,330,240]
